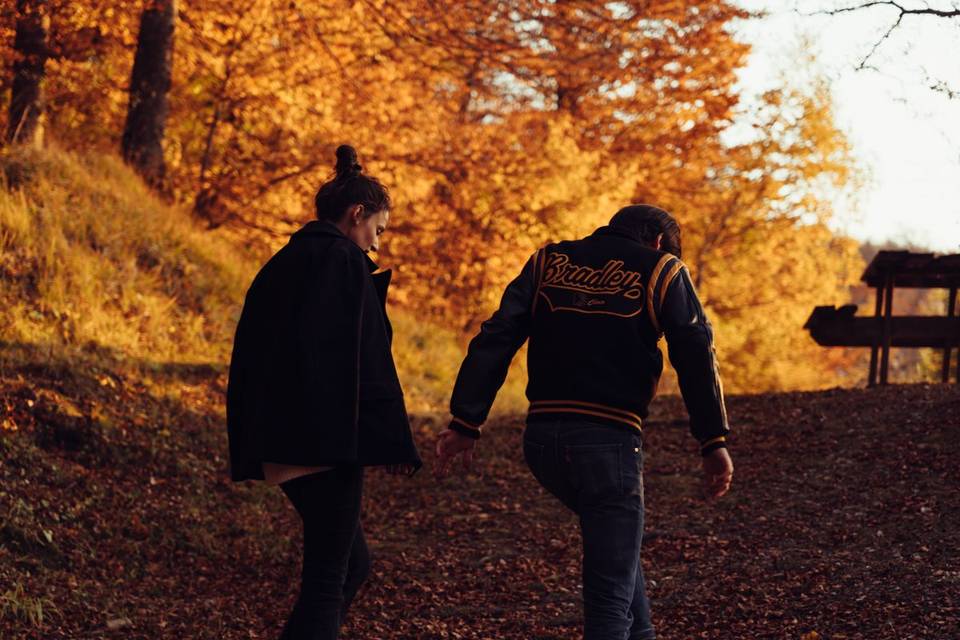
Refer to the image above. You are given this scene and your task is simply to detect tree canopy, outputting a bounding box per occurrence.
[1,0,866,391]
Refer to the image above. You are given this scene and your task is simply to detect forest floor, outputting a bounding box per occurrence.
[1,353,958,640]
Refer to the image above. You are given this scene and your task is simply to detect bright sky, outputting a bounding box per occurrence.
[730,0,960,253]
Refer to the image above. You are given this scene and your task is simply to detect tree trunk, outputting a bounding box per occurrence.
[121,0,175,190]
[7,0,48,147]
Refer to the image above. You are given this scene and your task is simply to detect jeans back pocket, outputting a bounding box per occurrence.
[565,443,623,506]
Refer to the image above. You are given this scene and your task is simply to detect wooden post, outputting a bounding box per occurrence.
[945,287,958,383]
[879,275,894,385]
[868,285,884,387]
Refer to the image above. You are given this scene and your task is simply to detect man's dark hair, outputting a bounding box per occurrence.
[314,145,391,221]
[609,204,682,258]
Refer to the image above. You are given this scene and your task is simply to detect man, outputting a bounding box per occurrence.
[435,204,733,639]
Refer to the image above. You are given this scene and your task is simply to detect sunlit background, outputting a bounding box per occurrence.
[735,0,960,252]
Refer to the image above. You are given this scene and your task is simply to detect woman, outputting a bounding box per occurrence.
[226,145,422,639]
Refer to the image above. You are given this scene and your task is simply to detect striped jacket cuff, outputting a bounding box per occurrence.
[699,435,728,456]
[449,416,482,440]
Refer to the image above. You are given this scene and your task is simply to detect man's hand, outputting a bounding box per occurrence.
[434,429,476,479]
[702,448,733,499]
[385,464,417,476]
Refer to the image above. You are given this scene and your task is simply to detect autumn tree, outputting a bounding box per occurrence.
[6,0,48,146]
[2,1,138,151]
[363,0,757,326]
[122,0,175,189]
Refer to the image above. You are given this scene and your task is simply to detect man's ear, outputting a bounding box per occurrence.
[654,233,663,251]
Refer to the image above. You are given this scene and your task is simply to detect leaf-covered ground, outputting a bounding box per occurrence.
[1,356,958,639]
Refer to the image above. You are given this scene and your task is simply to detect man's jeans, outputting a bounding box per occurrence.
[523,420,655,640]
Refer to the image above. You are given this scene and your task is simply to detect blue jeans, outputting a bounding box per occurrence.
[523,421,655,640]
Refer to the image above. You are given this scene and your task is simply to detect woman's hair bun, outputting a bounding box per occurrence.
[315,144,391,221]
[335,144,362,178]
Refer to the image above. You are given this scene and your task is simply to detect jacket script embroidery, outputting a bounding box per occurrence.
[542,252,645,300]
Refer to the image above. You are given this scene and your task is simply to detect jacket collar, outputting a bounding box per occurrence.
[292,220,379,273]
[590,225,642,243]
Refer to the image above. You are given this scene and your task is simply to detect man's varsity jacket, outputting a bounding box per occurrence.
[448,225,729,456]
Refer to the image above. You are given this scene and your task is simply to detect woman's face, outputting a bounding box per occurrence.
[345,206,389,253]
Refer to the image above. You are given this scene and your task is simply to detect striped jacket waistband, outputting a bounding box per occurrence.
[527,400,642,432]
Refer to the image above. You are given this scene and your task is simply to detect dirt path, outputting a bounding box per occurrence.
[2,368,957,639]
[346,386,959,639]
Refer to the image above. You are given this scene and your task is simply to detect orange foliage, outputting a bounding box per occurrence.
[1,0,865,392]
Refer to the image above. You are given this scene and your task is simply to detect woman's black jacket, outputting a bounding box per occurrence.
[226,221,422,481]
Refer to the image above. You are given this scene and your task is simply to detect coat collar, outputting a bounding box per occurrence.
[293,220,380,273]
[293,219,346,239]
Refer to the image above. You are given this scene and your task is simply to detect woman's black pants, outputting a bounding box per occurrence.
[278,465,369,640]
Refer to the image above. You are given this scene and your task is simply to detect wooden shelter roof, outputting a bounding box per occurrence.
[861,250,960,288]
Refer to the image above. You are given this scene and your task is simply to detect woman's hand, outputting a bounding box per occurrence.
[434,429,476,479]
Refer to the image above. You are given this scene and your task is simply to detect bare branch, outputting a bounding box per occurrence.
[798,1,960,86]
[805,2,960,19]
[856,9,904,69]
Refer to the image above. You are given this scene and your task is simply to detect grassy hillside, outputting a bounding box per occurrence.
[0,147,252,367]
[0,146,526,415]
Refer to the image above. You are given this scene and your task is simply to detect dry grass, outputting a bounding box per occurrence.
[0,146,253,367]
[0,145,526,414]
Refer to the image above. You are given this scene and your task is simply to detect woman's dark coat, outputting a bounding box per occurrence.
[226,221,422,481]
